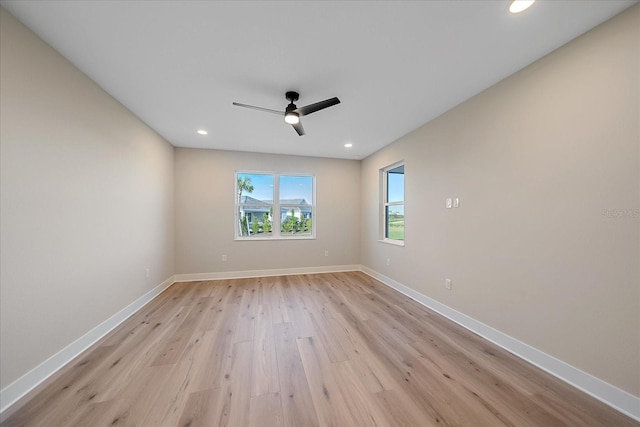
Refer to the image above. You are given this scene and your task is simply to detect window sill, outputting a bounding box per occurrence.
[235,236,316,241]
[378,239,405,247]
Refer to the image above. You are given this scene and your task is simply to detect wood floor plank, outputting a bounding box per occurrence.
[299,286,350,363]
[176,387,226,427]
[272,322,320,427]
[224,341,254,427]
[251,304,280,397]
[189,303,241,392]
[77,364,173,427]
[311,296,399,393]
[140,331,209,427]
[179,343,254,427]
[374,388,441,427]
[150,297,209,366]
[271,282,292,324]
[81,312,183,403]
[233,287,259,343]
[196,285,236,333]
[68,400,122,427]
[249,392,284,427]
[318,274,370,321]
[279,275,316,338]
[296,336,358,426]
[3,272,637,427]
[332,360,394,426]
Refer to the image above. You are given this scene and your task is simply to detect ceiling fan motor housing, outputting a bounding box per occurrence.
[285,91,300,103]
[285,103,297,113]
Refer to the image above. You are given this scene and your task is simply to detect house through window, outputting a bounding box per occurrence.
[236,172,315,239]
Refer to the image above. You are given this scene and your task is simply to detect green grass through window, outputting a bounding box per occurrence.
[387,218,404,240]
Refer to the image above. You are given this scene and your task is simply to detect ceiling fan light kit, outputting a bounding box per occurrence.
[233,91,340,136]
[284,112,300,125]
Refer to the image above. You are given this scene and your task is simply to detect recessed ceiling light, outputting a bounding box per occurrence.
[508,0,535,14]
[197,129,208,135]
[344,143,353,148]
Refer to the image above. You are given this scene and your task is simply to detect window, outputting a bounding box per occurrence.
[279,175,314,237]
[381,162,404,244]
[236,172,315,239]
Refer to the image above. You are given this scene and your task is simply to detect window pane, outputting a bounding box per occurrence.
[280,207,312,236]
[238,206,273,237]
[387,165,404,203]
[237,173,273,205]
[385,204,404,240]
[279,175,313,205]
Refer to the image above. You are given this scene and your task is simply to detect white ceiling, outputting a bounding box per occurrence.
[2,0,636,159]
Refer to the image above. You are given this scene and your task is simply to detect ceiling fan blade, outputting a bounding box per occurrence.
[295,97,340,116]
[232,102,284,115]
[292,121,305,136]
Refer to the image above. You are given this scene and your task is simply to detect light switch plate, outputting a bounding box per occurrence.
[453,198,460,208]
[446,198,452,209]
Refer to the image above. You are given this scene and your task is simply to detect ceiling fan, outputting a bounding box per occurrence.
[233,91,340,136]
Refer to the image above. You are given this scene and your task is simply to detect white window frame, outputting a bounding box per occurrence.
[380,161,405,246]
[235,171,316,240]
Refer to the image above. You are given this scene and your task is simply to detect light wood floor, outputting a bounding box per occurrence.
[2,272,636,426]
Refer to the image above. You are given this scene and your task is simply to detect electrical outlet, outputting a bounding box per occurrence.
[222,254,227,262]
[386,258,391,266]
[324,250,329,257]
[445,278,452,290]
[446,198,452,209]
[145,268,150,278]
[453,197,460,208]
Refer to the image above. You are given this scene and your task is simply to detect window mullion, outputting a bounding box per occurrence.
[274,174,280,238]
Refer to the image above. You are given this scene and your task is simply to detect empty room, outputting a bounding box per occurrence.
[1,1,638,426]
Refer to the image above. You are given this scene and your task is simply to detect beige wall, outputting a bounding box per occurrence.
[361,5,639,396]
[0,9,175,389]
[175,148,360,274]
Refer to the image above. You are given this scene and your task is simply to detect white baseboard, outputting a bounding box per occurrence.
[360,266,640,422]
[173,264,361,282]
[0,275,176,417]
